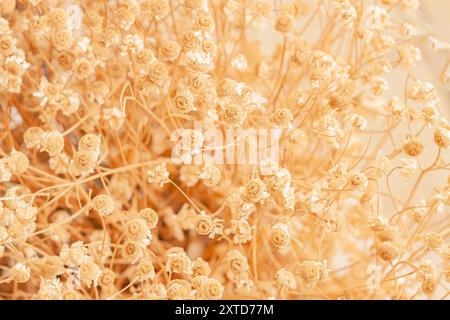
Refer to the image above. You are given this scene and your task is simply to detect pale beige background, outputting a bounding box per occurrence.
[255,1,450,226]
[256,1,450,115]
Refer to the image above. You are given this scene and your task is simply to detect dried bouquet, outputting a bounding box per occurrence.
[0,0,449,300]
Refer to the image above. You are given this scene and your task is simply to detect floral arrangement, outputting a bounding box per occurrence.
[0,0,449,300]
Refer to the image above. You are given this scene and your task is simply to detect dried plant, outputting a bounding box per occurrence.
[0,0,449,300]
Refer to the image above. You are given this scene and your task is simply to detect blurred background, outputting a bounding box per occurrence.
[256,0,450,116]
[409,0,450,116]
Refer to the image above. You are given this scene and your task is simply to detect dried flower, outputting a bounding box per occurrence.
[36,278,63,300]
[423,233,444,250]
[241,178,269,204]
[222,103,245,126]
[276,268,296,289]
[226,250,249,274]
[138,208,159,229]
[73,150,97,174]
[148,61,168,83]
[10,263,31,283]
[98,269,115,287]
[92,194,115,216]
[348,173,369,191]
[296,260,328,288]
[194,211,223,239]
[403,136,424,157]
[73,58,93,80]
[166,247,191,274]
[126,218,151,244]
[23,127,44,149]
[147,162,169,186]
[366,5,390,30]
[121,240,144,264]
[270,223,290,249]
[192,258,211,277]
[199,164,221,186]
[378,241,399,262]
[434,126,450,148]
[0,0,448,302]
[271,108,293,127]
[78,134,101,152]
[173,90,196,113]
[275,15,295,33]
[7,150,29,174]
[40,131,64,156]
[79,260,101,287]
[52,29,73,51]
[135,260,155,280]
[159,41,181,62]
[200,278,224,300]
[167,279,192,300]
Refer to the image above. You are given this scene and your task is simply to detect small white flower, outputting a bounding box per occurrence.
[231,54,248,71]
[77,37,91,52]
[147,162,170,187]
[350,114,367,130]
[366,5,390,30]
[186,50,211,68]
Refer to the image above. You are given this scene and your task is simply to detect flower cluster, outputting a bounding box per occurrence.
[0,0,449,301]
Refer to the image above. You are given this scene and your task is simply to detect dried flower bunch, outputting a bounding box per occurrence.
[0,0,449,300]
